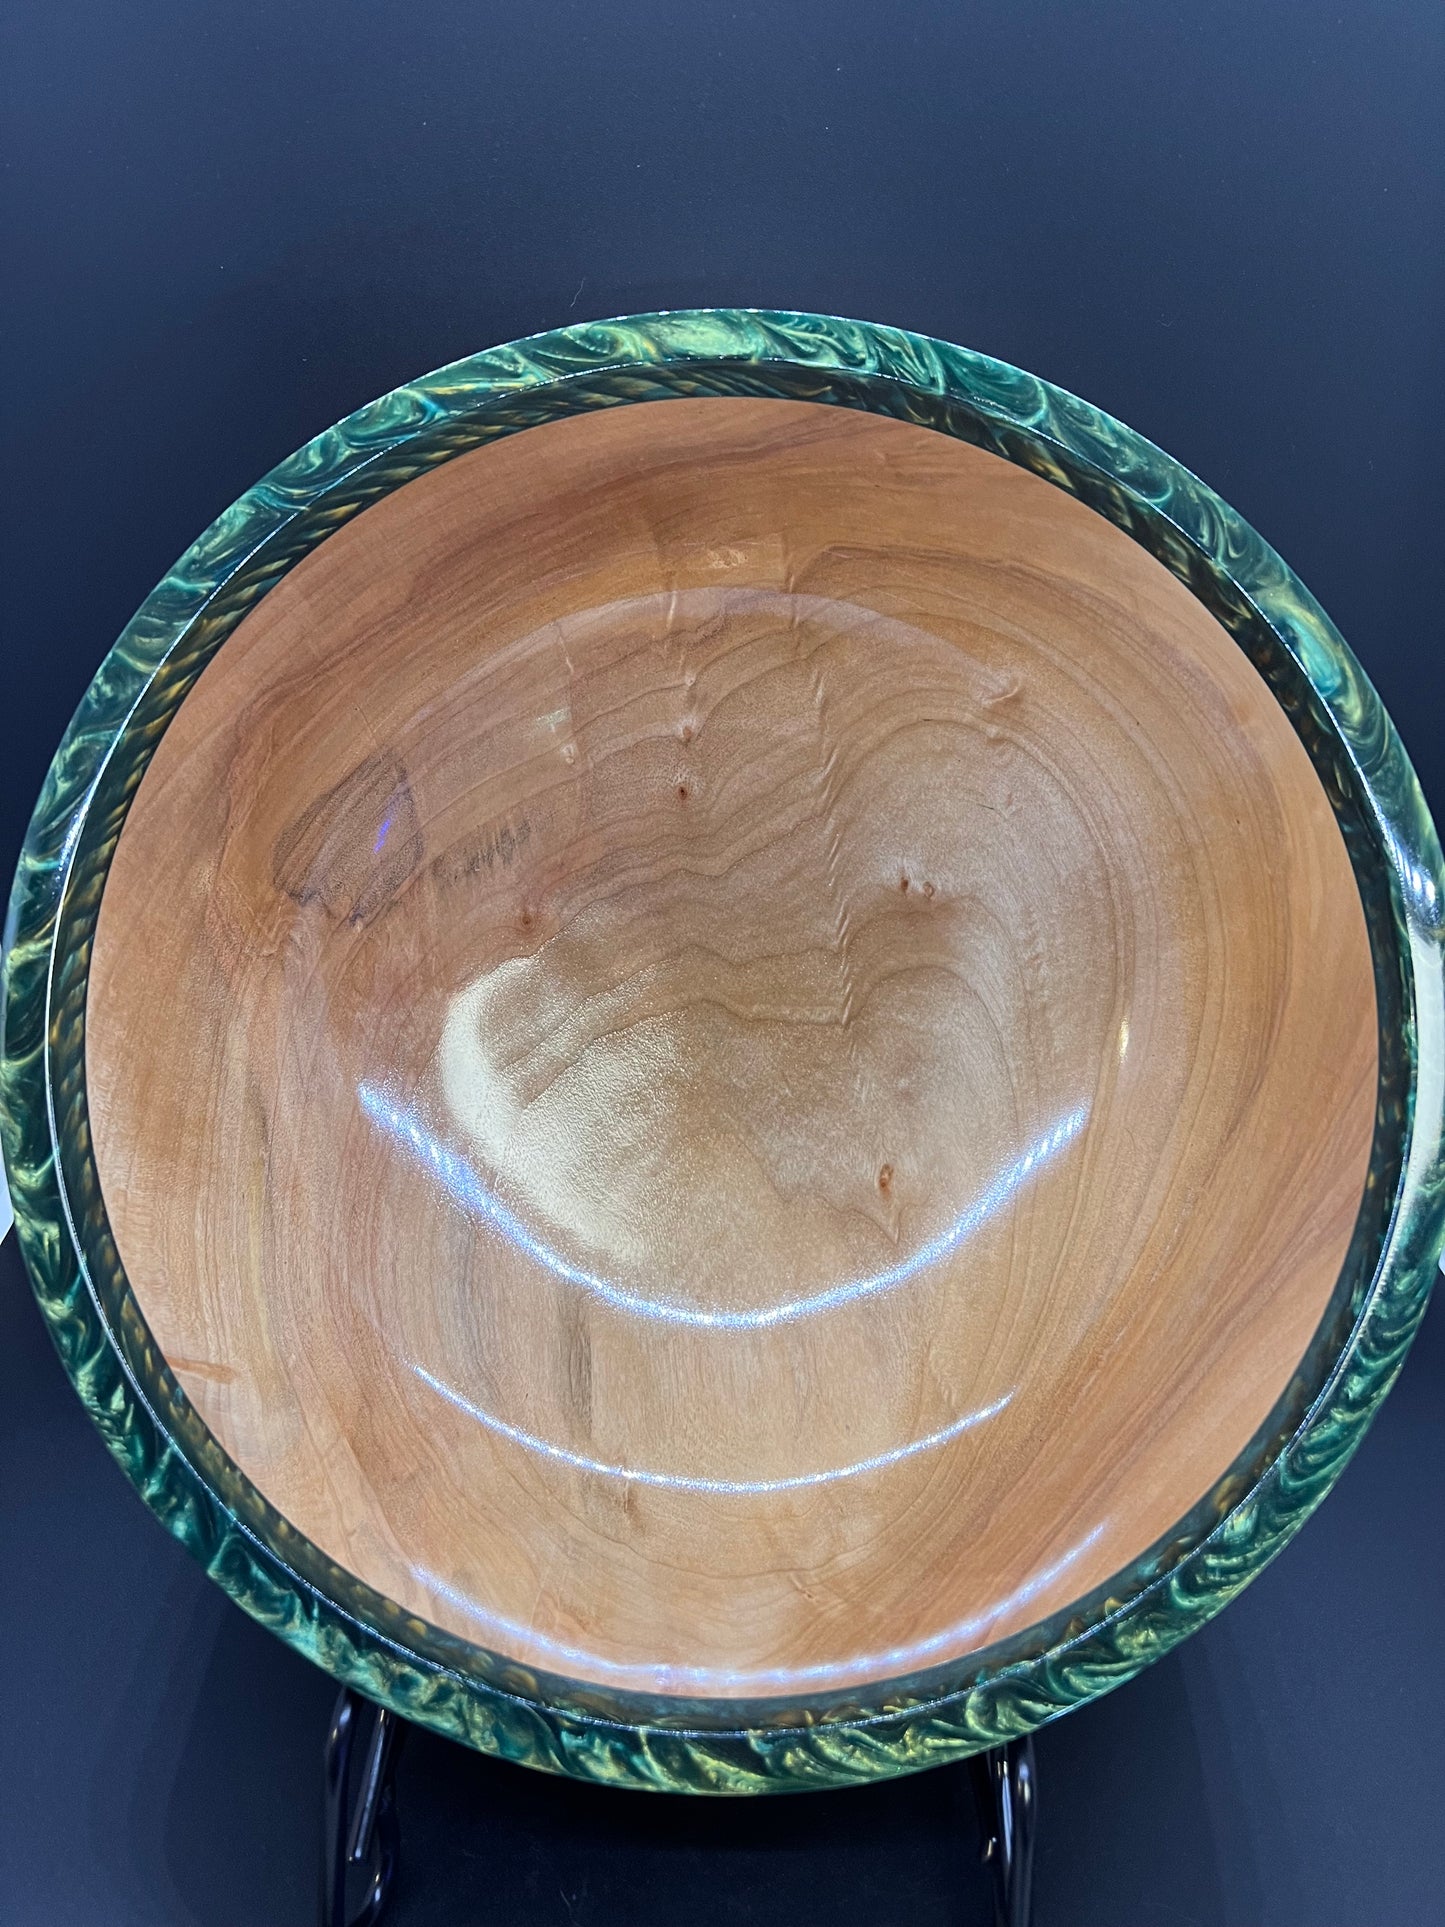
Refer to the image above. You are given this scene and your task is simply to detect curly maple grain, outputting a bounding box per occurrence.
[85,395,1375,1700]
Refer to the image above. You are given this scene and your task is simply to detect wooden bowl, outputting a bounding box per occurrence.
[3,313,1442,1793]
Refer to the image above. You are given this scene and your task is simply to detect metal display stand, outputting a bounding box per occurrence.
[969,1734,1036,1927]
[322,1688,407,1927]
[320,1686,1037,1927]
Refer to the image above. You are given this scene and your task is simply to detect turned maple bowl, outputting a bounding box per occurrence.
[3,312,1442,1792]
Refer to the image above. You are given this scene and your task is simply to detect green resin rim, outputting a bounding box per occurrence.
[3,311,1443,1794]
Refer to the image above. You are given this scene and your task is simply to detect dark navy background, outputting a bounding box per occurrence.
[2,3,1442,1921]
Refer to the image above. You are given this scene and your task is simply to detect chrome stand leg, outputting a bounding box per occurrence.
[321,1686,407,1927]
[316,1688,1030,1926]
[969,1735,1036,1927]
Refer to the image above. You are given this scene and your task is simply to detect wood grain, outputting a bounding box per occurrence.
[85,396,1377,1697]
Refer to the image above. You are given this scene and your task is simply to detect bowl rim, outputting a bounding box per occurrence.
[3,308,1442,1793]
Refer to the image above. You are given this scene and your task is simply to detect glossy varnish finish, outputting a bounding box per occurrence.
[86,397,1377,1697]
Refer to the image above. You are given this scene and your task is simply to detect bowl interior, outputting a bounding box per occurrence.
[85,395,1376,1699]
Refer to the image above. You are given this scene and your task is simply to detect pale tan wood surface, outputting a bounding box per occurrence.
[86,397,1377,1697]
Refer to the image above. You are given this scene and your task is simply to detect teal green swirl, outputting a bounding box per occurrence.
[3,311,1441,1793]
